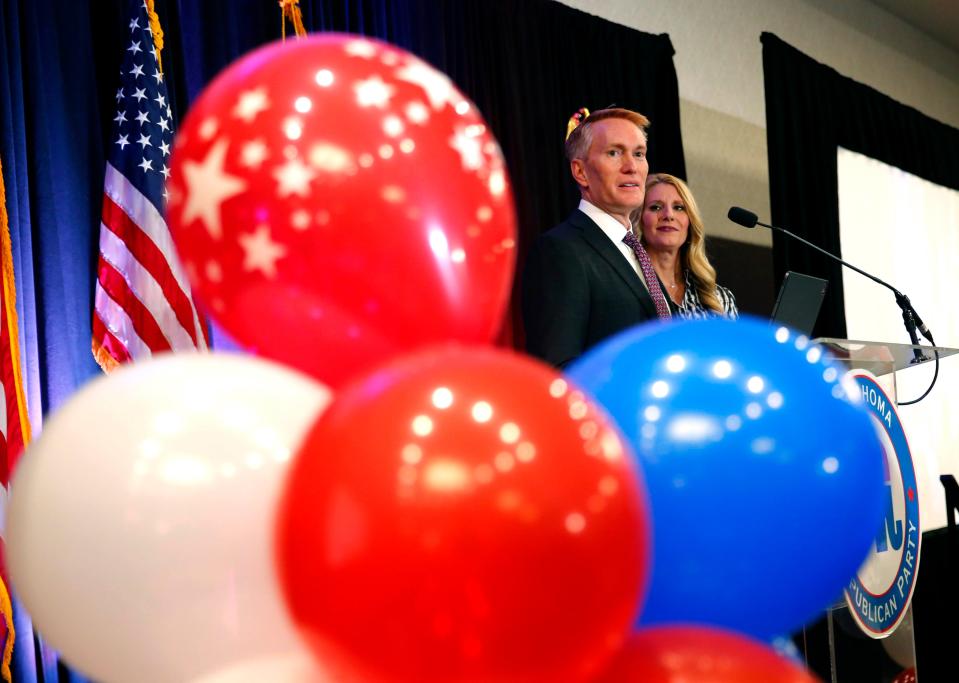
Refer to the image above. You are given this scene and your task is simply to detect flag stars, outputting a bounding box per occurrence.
[159,141,171,156]
[127,40,142,55]
[274,157,316,197]
[130,63,144,78]
[240,139,269,169]
[354,76,394,108]
[136,110,150,125]
[138,157,154,173]
[152,70,163,84]
[180,138,247,239]
[114,110,128,124]
[233,87,271,123]
[158,118,170,132]
[133,87,147,102]
[155,93,166,107]
[239,225,287,278]
[129,17,140,31]
[137,132,152,149]
[116,134,130,150]
[160,164,170,179]
[116,88,124,102]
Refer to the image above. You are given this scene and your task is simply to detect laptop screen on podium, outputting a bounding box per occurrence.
[770,271,828,337]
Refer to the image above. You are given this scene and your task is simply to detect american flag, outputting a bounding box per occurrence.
[92,0,207,370]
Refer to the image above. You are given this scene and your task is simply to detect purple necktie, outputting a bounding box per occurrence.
[622,231,671,320]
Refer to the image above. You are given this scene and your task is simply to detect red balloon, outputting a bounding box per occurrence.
[276,347,650,682]
[166,35,516,386]
[595,626,820,683]
[892,668,917,683]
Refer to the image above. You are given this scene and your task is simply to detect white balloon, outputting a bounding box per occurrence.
[7,352,332,683]
[190,650,341,683]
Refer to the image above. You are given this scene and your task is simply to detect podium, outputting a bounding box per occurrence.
[799,338,959,682]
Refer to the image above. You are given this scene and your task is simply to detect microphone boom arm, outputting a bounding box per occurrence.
[755,219,936,355]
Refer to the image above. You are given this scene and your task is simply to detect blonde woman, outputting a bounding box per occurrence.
[636,173,738,318]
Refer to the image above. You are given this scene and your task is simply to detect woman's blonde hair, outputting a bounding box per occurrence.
[641,173,723,315]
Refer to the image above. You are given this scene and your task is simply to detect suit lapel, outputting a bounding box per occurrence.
[569,210,658,318]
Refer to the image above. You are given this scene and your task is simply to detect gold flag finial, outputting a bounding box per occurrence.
[279,0,307,41]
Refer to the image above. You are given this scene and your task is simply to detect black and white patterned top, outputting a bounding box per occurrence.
[675,269,738,320]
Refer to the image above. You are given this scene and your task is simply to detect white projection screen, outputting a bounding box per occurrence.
[837,147,959,531]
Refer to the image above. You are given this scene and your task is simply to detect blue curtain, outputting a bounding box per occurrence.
[1,1,684,680]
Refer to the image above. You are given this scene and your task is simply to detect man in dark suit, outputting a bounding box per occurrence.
[522,107,674,367]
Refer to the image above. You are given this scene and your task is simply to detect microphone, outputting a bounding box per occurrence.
[727,206,935,358]
[727,206,759,229]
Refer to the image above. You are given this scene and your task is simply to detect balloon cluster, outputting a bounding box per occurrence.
[4,32,887,683]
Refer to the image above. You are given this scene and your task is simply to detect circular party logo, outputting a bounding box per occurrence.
[844,371,921,637]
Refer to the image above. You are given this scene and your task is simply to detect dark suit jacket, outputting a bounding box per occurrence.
[521,209,675,368]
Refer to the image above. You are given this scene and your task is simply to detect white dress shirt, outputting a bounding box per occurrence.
[578,199,648,289]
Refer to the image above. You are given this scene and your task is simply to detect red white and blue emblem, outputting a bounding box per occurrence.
[844,371,921,637]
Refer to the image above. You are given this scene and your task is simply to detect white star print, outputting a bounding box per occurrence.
[354,76,395,109]
[160,165,170,179]
[116,134,130,149]
[308,143,355,173]
[344,40,378,58]
[115,88,124,102]
[396,60,459,111]
[273,157,316,197]
[138,157,153,173]
[238,225,287,278]
[152,70,163,84]
[130,63,144,78]
[113,110,127,124]
[129,17,140,31]
[127,41,142,55]
[159,141,170,156]
[158,118,170,132]
[405,101,429,124]
[240,139,269,169]
[449,129,484,170]
[180,138,247,240]
[233,88,270,123]
[198,117,218,140]
[136,110,150,125]
[132,87,147,102]
[155,93,166,107]
[137,132,152,149]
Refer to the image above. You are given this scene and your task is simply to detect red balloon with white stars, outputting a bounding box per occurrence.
[166,34,517,386]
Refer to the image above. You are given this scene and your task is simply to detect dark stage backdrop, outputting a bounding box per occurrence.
[762,32,959,339]
[0,1,684,681]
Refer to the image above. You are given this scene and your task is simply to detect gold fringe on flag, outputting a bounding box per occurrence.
[279,0,307,41]
[0,155,22,683]
[0,159,30,448]
[0,579,12,683]
[92,338,120,373]
[145,0,165,75]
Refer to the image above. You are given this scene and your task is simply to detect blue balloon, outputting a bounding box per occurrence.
[567,316,884,639]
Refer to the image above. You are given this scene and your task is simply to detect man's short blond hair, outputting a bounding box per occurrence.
[565,108,650,161]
